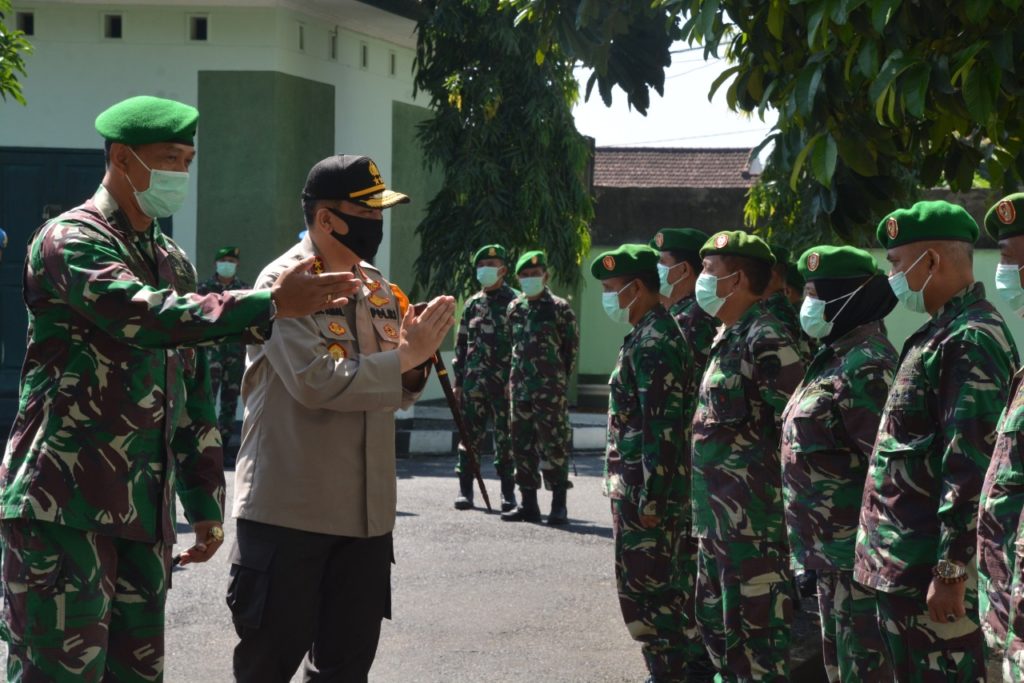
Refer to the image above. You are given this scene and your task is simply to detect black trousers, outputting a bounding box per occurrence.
[227,519,393,683]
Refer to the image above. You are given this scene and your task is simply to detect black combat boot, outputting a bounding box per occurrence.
[499,475,517,513]
[501,488,541,522]
[547,486,568,525]
[453,472,474,510]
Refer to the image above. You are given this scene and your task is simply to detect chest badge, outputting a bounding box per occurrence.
[328,321,346,336]
[327,342,347,360]
[383,324,399,339]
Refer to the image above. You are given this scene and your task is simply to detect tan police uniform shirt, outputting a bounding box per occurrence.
[232,237,422,538]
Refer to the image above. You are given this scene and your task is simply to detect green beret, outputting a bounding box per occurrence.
[699,230,776,265]
[95,95,199,146]
[876,200,979,249]
[215,246,240,260]
[590,244,659,280]
[473,244,507,264]
[650,228,707,254]
[985,194,1024,242]
[798,245,879,281]
[515,250,546,274]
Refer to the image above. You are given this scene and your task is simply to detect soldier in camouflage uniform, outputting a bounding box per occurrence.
[650,228,717,382]
[781,245,898,682]
[502,250,579,525]
[0,96,356,682]
[690,231,805,681]
[764,244,812,363]
[594,244,714,683]
[451,243,519,512]
[198,245,251,464]
[855,200,1018,682]
[976,194,1024,676]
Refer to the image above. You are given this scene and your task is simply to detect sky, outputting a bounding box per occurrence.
[572,43,778,151]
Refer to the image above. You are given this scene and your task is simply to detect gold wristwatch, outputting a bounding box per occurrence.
[933,560,967,584]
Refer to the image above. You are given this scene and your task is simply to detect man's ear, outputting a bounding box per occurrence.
[109,143,130,174]
[927,248,940,273]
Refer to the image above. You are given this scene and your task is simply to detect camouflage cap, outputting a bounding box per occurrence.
[590,244,659,280]
[215,246,240,260]
[876,200,979,249]
[699,230,776,265]
[473,243,508,265]
[515,250,546,274]
[649,228,707,253]
[95,95,199,146]
[985,194,1024,242]
[798,245,879,281]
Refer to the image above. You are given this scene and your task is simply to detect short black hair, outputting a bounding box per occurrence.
[667,249,702,273]
[302,197,333,228]
[625,270,659,293]
[722,254,771,295]
[104,139,114,167]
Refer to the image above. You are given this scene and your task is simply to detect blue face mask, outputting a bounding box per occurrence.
[995,263,1024,316]
[216,261,237,279]
[520,276,544,297]
[477,266,501,288]
[126,147,190,218]
[798,283,865,339]
[695,271,737,317]
[602,281,637,324]
[888,250,932,314]
[657,262,686,298]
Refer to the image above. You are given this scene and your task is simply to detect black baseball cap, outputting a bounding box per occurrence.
[301,155,410,209]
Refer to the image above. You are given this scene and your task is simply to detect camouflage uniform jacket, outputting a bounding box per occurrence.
[669,293,717,382]
[855,283,1018,591]
[766,290,812,361]
[198,273,251,363]
[452,284,518,394]
[978,369,1024,594]
[0,186,273,544]
[781,321,897,571]
[507,288,578,402]
[604,305,694,522]
[691,300,805,542]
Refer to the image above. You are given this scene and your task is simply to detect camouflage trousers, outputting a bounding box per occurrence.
[510,398,573,491]
[1,519,171,682]
[210,345,244,440]
[695,538,793,681]
[979,572,1010,657]
[456,388,514,479]
[816,569,891,682]
[866,578,985,683]
[611,499,711,681]
[1002,572,1024,681]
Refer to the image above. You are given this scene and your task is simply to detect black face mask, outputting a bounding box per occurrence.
[326,208,384,261]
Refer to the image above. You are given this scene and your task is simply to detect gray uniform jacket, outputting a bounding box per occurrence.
[232,237,422,538]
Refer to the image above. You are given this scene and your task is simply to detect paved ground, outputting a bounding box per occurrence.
[9,453,1005,681]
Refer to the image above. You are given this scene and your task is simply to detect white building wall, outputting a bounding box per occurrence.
[1,0,422,272]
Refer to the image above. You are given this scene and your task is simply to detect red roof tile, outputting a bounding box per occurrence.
[593,147,759,189]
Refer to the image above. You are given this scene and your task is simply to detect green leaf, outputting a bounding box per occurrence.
[963,55,1000,124]
[901,63,930,119]
[857,41,880,80]
[767,0,785,40]
[966,0,995,23]
[790,133,823,191]
[795,62,824,118]
[535,48,546,65]
[807,2,827,49]
[871,0,901,33]
[812,133,838,187]
[708,65,741,102]
[836,133,878,176]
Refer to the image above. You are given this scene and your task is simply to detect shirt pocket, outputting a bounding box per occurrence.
[786,391,839,457]
[704,371,746,426]
[1,524,66,647]
[315,315,356,360]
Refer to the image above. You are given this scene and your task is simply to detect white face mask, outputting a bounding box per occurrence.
[125,147,190,218]
[995,263,1024,316]
[798,282,866,339]
[602,281,637,324]
[657,261,687,298]
[519,276,544,297]
[888,250,932,314]
[694,271,738,317]
[477,266,501,288]
[216,260,238,279]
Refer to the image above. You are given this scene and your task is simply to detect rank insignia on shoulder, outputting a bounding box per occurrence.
[383,324,398,339]
[366,280,383,293]
[368,293,390,307]
[312,256,325,274]
[328,321,346,336]
[328,342,347,360]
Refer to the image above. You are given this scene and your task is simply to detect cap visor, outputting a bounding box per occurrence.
[360,190,410,209]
